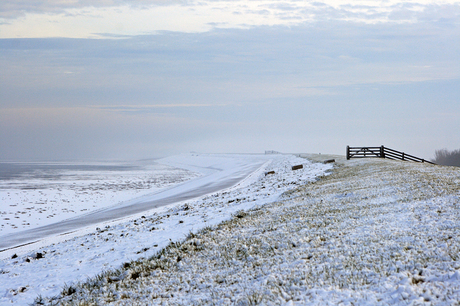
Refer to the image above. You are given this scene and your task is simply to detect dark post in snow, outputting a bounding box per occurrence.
[292,165,303,171]
[346,146,350,160]
[380,145,385,158]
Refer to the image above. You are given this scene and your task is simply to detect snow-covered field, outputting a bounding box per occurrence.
[0,161,200,235]
[1,154,460,305]
[0,153,330,305]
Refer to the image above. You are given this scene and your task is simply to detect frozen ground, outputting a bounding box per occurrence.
[0,154,271,250]
[0,153,330,305]
[0,161,200,236]
[12,154,460,306]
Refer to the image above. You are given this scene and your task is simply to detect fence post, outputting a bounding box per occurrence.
[346,146,350,160]
[380,145,385,158]
[402,152,405,160]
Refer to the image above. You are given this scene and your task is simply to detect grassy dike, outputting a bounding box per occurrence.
[36,156,460,305]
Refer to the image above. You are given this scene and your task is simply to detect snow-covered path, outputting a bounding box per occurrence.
[0,154,269,251]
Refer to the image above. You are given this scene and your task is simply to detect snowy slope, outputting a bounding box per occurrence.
[22,155,460,306]
[0,153,329,305]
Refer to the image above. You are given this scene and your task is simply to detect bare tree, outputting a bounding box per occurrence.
[432,148,460,167]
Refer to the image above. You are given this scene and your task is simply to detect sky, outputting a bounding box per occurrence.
[0,0,459,161]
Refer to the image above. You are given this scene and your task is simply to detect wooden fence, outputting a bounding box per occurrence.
[346,146,435,164]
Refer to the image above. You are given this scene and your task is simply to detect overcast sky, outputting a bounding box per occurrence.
[1,0,459,161]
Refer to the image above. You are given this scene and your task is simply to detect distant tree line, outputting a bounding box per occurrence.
[432,148,460,167]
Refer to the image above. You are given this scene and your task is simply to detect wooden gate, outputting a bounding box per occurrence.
[346,146,435,164]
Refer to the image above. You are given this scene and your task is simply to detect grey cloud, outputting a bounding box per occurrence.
[0,0,185,19]
[388,8,418,21]
[307,2,460,24]
[1,21,459,108]
[418,4,460,23]
[1,19,459,160]
[251,9,270,15]
[338,4,380,10]
[262,3,299,11]
[311,2,328,7]
[2,0,460,28]
[387,3,460,22]
[207,22,230,27]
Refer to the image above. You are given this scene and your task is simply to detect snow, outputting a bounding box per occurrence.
[0,161,199,236]
[0,153,329,305]
[1,154,459,305]
[0,154,273,250]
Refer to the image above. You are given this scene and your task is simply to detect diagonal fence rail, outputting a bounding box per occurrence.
[346,145,435,164]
